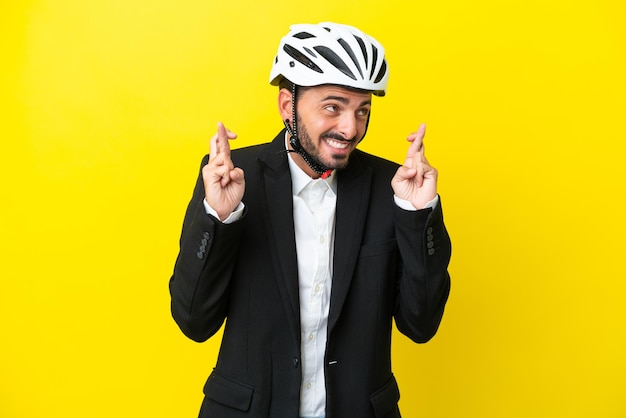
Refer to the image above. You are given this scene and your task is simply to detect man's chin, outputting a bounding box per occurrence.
[326,155,350,170]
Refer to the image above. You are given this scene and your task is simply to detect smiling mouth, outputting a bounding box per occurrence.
[322,135,356,150]
[325,138,351,150]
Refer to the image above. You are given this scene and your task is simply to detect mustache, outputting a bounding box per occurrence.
[321,132,358,143]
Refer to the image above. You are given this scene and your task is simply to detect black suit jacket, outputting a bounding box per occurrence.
[169,130,451,418]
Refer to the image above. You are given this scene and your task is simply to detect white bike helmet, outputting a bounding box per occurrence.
[269,22,389,96]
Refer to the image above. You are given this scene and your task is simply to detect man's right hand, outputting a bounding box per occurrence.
[202,122,245,221]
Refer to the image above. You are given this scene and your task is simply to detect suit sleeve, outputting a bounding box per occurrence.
[393,199,451,343]
[169,155,245,342]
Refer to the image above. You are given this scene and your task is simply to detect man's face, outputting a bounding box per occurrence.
[294,85,372,170]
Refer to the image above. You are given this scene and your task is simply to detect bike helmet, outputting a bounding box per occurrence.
[270,22,389,96]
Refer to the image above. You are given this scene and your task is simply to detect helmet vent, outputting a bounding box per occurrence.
[374,60,387,83]
[355,36,368,64]
[338,38,364,79]
[313,46,357,81]
[369,45,379,79]
[293,31,315,39]
[283,44,323,73]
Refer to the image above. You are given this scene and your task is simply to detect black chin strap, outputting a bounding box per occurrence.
[284,84,332,177]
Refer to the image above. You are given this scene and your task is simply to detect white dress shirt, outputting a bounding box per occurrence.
[288,152,337,417]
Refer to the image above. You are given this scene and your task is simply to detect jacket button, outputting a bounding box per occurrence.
[197,251,204,259]
[428,248,435,256]
[427,227,433,235]
[203,232,211,239]
[293,357,299,368]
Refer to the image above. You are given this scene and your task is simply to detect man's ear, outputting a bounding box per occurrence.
[277,88,293,123]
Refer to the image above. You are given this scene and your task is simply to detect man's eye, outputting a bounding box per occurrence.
[325,105,338,112]
[358,108,370,116]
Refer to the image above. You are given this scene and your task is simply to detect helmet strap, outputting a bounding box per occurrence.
[285,84,332,178]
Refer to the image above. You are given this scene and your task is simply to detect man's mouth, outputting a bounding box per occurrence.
[324,137,351,150]
[322,134,356,150]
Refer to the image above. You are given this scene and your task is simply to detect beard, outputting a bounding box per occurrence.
[296,118,357,170]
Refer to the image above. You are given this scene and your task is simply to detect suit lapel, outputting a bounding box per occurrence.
[258,132,301,338]
[329,153,372,334]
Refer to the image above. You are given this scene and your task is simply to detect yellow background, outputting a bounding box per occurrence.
[2,0,625,417]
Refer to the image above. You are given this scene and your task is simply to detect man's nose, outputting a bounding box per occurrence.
[338,113,358,140]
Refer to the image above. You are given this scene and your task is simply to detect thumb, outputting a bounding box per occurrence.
[394,165,417,182]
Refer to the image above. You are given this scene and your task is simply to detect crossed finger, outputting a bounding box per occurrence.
[210,121,237,162]
[208,122,238,186]
[404,124,427,166]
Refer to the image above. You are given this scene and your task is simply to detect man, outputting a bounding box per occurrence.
[169,22,451,418]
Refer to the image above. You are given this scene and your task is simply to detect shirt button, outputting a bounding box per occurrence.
[319,235,326,244]
[314,285,321,293]
[305,382,312,390]
[308,333,315,341]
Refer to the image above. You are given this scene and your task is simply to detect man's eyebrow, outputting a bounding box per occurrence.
[322,95,372,107]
